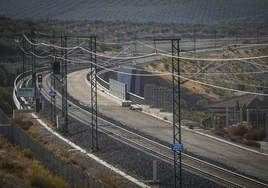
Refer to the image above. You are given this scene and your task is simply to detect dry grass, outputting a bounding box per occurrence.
[0,135,68,187]
[230,136,246,145]
[0,160,24,173]
[69,156,86,170]
[98,174,120,188]
[14,116,87,171]
[21,148,32,159]
[244,140,261,148]
[30,161,68,188]
[10,117,33,131]
[228,125,248,137]
[48,145,86,170]
[39,116,55,128]
[144,48,268,105]
[48,145,72,158]
[27,128,47,145]
[245,127,265,141]
[213,127,229,138]
[213,130,227,137]
[212,125,264,149]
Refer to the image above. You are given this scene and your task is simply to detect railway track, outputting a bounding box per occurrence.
[37,73,268,188]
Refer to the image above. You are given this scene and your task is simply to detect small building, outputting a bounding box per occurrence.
[206,86,268,128]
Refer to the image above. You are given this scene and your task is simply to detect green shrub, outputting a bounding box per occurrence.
[230,136,244,144]
[244,140,261,148]
[229,125,247,137]
[196,99,208,109]
[245,127,265,141]
[164,63,169,70]
[214,130,226,137]
[0,160,24,172]
[188,124,194,129]
[22,148,32,159]
[242,39,250,44]
[213,128,228,138]
[150,62,157,68]
[163,116,168,120]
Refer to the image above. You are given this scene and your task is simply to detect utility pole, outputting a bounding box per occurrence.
[90,36,98,151]
[213,30,217,47]
[235,28,238,45]
[134,33,137,56]
[154,38,183,188]
[22,37,26,86]
[193,29,196,53]
[61,35,68,132]
[31,28,38,112]
[19,36,26,109]
[257,27,260,43]
[117,33,120,53]
[265,114,268,143]
[64,35,68,132]
[50,34,57,126]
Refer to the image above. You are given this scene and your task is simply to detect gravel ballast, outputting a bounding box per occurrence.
[36,95,225,188]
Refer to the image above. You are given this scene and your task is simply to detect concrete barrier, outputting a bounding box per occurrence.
[13,109,34,118]
[260,142,268,151]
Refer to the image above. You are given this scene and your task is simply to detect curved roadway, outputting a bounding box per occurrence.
[67,69,268,181]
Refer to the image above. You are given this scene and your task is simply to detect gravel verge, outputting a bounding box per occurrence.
[34,91,225,188]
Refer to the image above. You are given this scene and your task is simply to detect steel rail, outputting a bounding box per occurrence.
[29,73,268,188]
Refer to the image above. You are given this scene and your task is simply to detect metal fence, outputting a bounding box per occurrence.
[96,71,146,104]
[127,92,144,105]
[0,109,108,188]
[144,84,172,112]
[226,108,243,127]
[95,78,173,111]
[96,74,109,90]
[109,78,127,100]
[249,108,268,128]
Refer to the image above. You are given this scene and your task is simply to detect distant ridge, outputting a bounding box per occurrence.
[1,0,268,24]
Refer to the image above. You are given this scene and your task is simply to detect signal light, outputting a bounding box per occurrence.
[37,73,43,83]
[52,61,61,75]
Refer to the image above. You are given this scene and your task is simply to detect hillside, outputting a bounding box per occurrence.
[0,16,61,115]
[142,47,268,111]
[1,0,268,24]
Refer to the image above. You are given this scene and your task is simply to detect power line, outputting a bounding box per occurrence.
[159,52,268,61]
[182,50,230,83]
[22,47,268,97]
[22,46,268,78]
[120,65,268,75]
[196,77,268,89]
[21,34,268,62]
[19,32,268,97]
